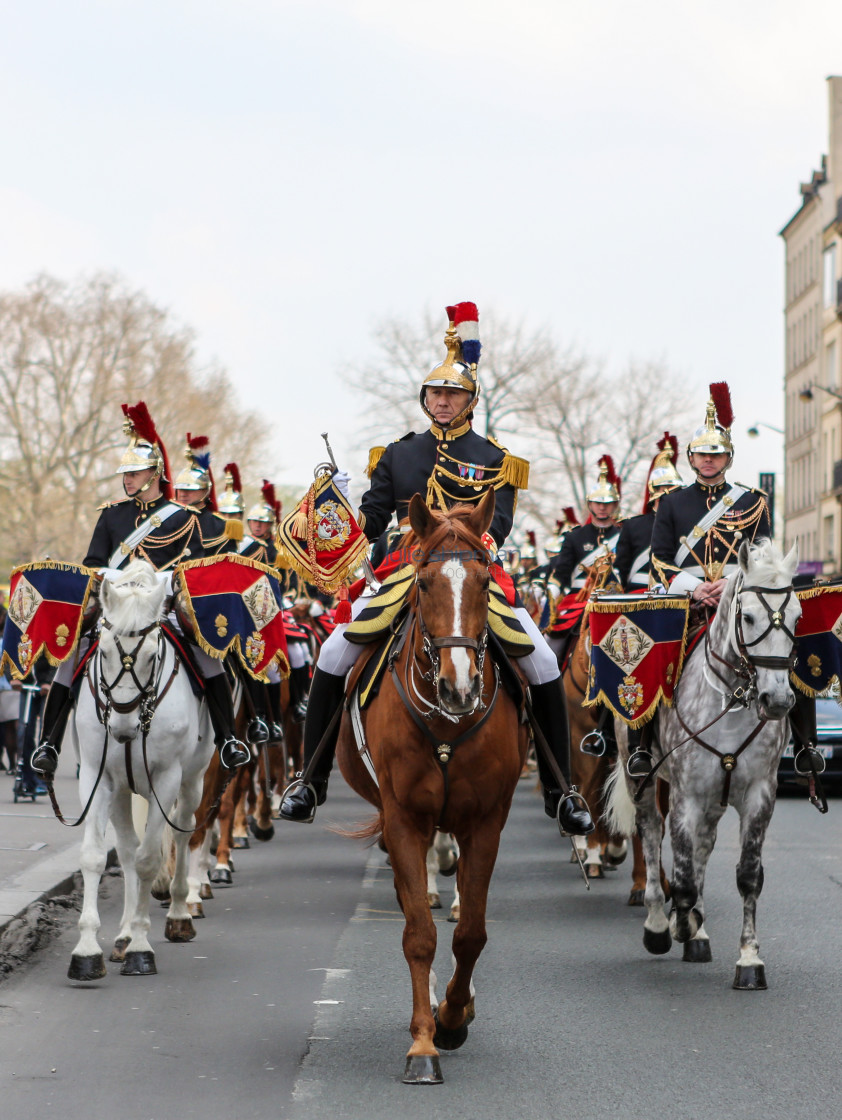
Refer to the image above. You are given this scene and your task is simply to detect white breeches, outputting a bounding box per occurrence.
[316,593,560,686]
[287,640,312,670]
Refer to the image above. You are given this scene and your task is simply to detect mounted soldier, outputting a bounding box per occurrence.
[279,301,594,837]
[172,434,242,554]
[31,404,250,779]
[625,382,773,777]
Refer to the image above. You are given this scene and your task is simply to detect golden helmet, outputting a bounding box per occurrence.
[174,434,213,502]
[420,302,481,425]
[643,432,683,511]
[586,456,622,505]
[247,480,280,524]
[687,382,734,462]
[117,402,171,495]
[217,462,245,517]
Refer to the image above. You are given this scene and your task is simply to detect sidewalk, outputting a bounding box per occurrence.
[0,756,99,935]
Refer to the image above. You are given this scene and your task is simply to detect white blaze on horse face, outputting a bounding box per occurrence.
[442,559,472,695]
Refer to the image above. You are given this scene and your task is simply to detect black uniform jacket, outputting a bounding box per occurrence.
[238,535,278,567]
[359,420,521,549]
[550,521,622,592]
[650,480,771,588]
[84,494,231,571]
[615,511,655,590]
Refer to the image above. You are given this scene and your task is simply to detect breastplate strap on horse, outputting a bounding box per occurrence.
[108,502,183,569]
[673,485,747,568]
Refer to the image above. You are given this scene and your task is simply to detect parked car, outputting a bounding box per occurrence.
[778,695,842,790]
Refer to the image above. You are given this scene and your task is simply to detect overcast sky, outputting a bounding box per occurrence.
[2,0,841,512]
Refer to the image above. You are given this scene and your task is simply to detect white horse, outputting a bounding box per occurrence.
[607,539,800,989]
[68,560,215,980]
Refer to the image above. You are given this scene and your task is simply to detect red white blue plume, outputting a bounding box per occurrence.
[447,301,481,366]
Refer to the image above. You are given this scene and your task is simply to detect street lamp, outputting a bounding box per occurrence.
[747,421,784,438]
[799,384,842,402]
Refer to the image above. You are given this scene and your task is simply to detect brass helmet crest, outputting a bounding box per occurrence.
[174,434,216,508]
[643,432,683,512]
[217,462,245,517]
[117,402,171,497]
[587,455,622,505]
[246,479,280,524]
[687,382,734,465]
[420,302,481,426]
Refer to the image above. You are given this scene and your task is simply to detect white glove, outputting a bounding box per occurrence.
[333,470,351,500]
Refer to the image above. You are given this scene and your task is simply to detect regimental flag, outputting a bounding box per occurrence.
[791,585,842,697]
[0,561,99,680]
[176,554,290,680]
[276,469,369,595]
[585,595,691,727]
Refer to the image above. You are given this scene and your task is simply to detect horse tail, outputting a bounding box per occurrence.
[331,812,384,845]
[604,764,636,838]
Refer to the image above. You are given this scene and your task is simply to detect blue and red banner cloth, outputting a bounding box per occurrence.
[0,561,99,680]
[585,594,691,727]
[276,470,369,596]
[791,585,842,697]
[175,554,290,681]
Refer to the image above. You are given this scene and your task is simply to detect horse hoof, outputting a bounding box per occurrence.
[605,846,627,868]
[586,863,605,879]
[109,938,131,963]
[248,816,275,842]
[150,887,171,902]
[447,910,459,924]
[402,1055,443,1084]
[164,917,196,943]
[188,902,205,919]
[121,951,157,976]
[68,953,106,981]
[628,889,645,907]
[428,893,442,909]
[439,858,458,878]
[683,939,712,964]
[199,883,214,901]
[433,1009,469,1051]
[209,867,233,886]
[643,927,672,955]
[733,964,767,991]
[232,836,250,850]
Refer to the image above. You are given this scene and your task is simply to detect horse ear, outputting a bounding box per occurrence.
[149,580,168,619]
[467,488,496,541]
[408,493,434,540]
[738,538,752,573]
[783,539,799,574]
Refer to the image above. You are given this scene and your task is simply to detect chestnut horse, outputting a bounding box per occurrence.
[337,491,528,1085]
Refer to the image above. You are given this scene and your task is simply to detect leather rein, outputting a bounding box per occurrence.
[635,578,798,807]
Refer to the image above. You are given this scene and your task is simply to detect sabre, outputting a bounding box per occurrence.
[320,433,381,593]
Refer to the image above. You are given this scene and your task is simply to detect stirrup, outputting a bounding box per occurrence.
[247,716,270,745]
[794,745,826,776]
[292,699,308,724]
[556,786,595,838]
[31,743,59,779]
[279,775,319,823]
[579,730,606,757]
[627,750,653,779]
[219,737,250,770]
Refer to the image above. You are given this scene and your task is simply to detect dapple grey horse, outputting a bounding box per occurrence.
[608,539,800,989]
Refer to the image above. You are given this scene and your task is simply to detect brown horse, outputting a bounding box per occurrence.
[336,490,528,1085]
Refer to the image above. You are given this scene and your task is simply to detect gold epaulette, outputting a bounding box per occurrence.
[736,481,767,497]
[224,518,244,541]
[366,446,386,478]
[501,452,529,490]
[96,501,113,511]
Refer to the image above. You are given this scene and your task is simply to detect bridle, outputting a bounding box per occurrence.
[95,619,167,730]
[705,578,797,710]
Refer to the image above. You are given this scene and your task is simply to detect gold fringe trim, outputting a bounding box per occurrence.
[501,453,529,491]
[791,674,837,699]
[582,685,676,729]
[795,585,842,601]
[366,446,386,478]
[224,518,244,541]
[586,595,691,614]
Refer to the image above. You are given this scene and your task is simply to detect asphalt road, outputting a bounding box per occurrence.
[1,776,840,1120]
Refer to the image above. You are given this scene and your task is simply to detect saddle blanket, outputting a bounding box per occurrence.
[585,594,691,727]
[792,584,842,697]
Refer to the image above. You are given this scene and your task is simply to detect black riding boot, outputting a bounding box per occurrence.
[626,722,655,778]
[530,680,595,837]
[788,691,822,775]
[240,673,270,745]
[289,664,310,723]
[278,668,346,822]
[30,683,74,778]
[203,674,250,769]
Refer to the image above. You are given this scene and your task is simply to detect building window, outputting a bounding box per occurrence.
[827,340,838,390]
[824,244,837,309]
[825,516,835,560]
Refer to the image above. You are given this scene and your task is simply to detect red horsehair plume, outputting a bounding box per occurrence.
[656,432,679,462]
[526,530,537,548]
[224,462,242,493]
[186,432,209,451]
[121,401,172,498]
[562,506,580,527]
[709,382,734,430]
[261,480,276,510]
[601,454,622,498]
[274,499,282,521]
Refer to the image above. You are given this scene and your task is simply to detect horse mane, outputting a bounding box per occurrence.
[102,559,167,632]
[405,505,490,566]
[738,537,791,587]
